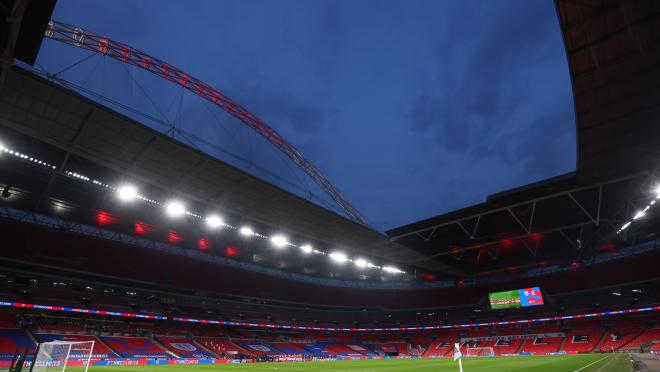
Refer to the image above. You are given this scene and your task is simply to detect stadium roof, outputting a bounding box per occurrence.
[387,0,660,275]
[0,66,454,278]
[0,0,460,282]
[2,0,660,285]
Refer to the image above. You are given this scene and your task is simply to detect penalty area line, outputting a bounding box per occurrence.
[573,354,612,372]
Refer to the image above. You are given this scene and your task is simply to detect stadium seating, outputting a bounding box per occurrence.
[155,336,215,358]
[237,341,282,355]
[520,335,563,354]
[34,333,116,358]
[423,340,454,357]
[100,336,170,358]
[0,314,16,329]
[621,328,660,351]
[267,342,307,354]
[0,330,36,360]
[321,342,368,356]
[298,342,334,356]
[376,342,408,355]
[560,323,604,353]
[597,318,647,352]
[195,337,250,356]
[489,338,523,355]
[422,331,462,357]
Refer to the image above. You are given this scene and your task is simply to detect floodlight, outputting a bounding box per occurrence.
[354,258,369,269]
[206,214,224,229]
[329,251,348,264]
[165,200,186,217]
[116,184,138,202]
[0,141,5,151]
[239,226,254,237]
[382,266,404,274]
[633,210,645,220]
[270,235,288,248]
[300,244,313,254]
[655,184,660,198]
[620,221,631,231]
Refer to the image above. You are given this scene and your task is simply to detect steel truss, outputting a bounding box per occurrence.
[42,20,369,227]
[392,172,653,261]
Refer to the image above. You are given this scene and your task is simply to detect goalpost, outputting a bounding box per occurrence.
[30,341,94,372]
[465,347,494,357]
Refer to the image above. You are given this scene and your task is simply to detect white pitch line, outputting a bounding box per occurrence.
[573,354,612,372]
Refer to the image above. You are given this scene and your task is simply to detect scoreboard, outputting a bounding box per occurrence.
[489,287,544,310]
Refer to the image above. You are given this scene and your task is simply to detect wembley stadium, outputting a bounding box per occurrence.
[0,0,659,371]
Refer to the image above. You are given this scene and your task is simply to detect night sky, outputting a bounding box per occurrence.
[41,0,576,231]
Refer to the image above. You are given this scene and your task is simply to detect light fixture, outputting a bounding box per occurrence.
[0,138,418,276]
[116,184,138,202]
[206,214,224,229]
[300,244,313,254]
[655,185,660,198]
[382,266,404,274]
[620,221,631,231]
[633,210,645,220]
[329,251,348,264]
[354,258,369,269]
[165,200,186,217]
[270,235,288,248]
[239,226,254,237]
[1,185,11,199]
[612,292,621,296]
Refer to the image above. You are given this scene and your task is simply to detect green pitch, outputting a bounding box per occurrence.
[81,354,632,372]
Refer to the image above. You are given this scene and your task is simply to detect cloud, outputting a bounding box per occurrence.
[408,0,566,165]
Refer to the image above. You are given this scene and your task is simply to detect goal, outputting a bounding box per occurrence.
[465,347,494,357]
[30,341,94,372]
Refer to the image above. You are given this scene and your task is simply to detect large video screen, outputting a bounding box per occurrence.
[489,287,544,310]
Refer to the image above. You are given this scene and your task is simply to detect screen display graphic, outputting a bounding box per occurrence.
[489,287,544,310]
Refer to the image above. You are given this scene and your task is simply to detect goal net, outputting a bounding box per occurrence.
[31,341,94,372]
[465,347,494,357]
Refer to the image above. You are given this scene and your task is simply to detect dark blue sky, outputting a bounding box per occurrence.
[42,0,576,231]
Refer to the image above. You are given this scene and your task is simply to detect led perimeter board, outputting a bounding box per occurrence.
[489,287,544,310]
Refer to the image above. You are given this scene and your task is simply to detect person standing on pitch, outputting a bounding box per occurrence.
[453,343,463,372]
